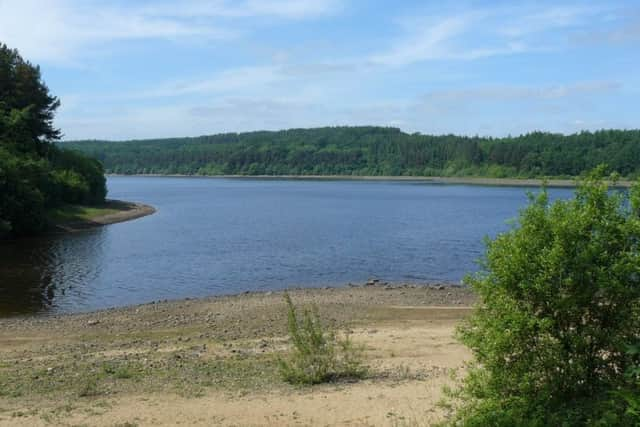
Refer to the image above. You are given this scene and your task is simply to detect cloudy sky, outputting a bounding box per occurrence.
[0,0,638,140]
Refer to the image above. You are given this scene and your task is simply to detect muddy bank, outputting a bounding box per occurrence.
[52,199,156,233]
[0,283,475,336]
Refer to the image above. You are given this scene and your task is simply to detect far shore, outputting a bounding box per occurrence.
[107,173,634,188]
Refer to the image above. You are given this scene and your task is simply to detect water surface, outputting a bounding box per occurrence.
[0,177,573,316]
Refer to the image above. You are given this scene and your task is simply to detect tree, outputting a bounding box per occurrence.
[0,43,106,237]
[448,169,640,426]
[0,43,60,155]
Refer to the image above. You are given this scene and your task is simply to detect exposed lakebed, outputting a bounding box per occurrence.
[0,176,573,316]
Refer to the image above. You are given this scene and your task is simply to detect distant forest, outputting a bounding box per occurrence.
[61,127,640,178]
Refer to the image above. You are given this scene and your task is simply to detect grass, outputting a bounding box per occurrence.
[0,348,282,402]
[46,200,131,224]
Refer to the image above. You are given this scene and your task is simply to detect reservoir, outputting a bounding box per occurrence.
[0,176,573,316]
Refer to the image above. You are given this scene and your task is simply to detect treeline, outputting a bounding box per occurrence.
[0,43,106,237]
[62,127,640,178]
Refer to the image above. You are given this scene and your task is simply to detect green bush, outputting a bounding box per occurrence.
[51,169,90,204]
[446,169,640,426]
[278,293,367,385]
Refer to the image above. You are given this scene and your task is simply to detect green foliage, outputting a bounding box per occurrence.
[446,170,640,426]
[49,148,107,204]
[278,293,367,385]
[618,343,640,422]
[62,128,640,178]
[0,43,60,153]
[0,43,106,237]
[0,147,48,234]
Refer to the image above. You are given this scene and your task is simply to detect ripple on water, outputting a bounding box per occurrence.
[0,177,573,316]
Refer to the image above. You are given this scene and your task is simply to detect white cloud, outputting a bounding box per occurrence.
[138,66,282,98]
[498,5,600,38]
[147,0,341,19]
[0,0,236,63]
[95,61,360,101]
[0,0,340,63]
[5,0,634,140]
[368,3,606,67]
[58,77,629,140]
[369,16,471,66]
[419,81,622,103]
[59,97,333,140]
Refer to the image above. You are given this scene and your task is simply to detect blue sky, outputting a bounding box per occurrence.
[0,0,638,140]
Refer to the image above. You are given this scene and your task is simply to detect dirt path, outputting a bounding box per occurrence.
[0,286,474,426]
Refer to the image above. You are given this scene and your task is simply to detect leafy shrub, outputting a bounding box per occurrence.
[51,169,90,204]
[278,293,367,385]
[446,169,640,426]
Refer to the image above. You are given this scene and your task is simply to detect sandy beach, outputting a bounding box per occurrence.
[0,284,475,426]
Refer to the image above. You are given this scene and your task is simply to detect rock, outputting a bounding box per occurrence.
[87,319,100,326]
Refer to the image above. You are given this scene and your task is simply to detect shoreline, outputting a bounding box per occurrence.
[3,170,627,423]
[0,284,474,426]
[0,279,475,320]
[52,199,156,233]
[1,281,471,321]
[107,173,633,188]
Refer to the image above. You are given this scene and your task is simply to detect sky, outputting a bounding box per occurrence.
[0,0,638,140]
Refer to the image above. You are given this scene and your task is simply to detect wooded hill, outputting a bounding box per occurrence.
[62,127,640,178]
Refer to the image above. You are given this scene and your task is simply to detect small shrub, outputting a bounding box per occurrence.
[278,293,367,384]
[103,362,134,379]
[77,376,100,397]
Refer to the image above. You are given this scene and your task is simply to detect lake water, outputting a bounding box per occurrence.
[0,177,573,317]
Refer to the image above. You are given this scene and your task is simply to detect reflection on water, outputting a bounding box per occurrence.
[0,228,106,315]
[0,177,574,317]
